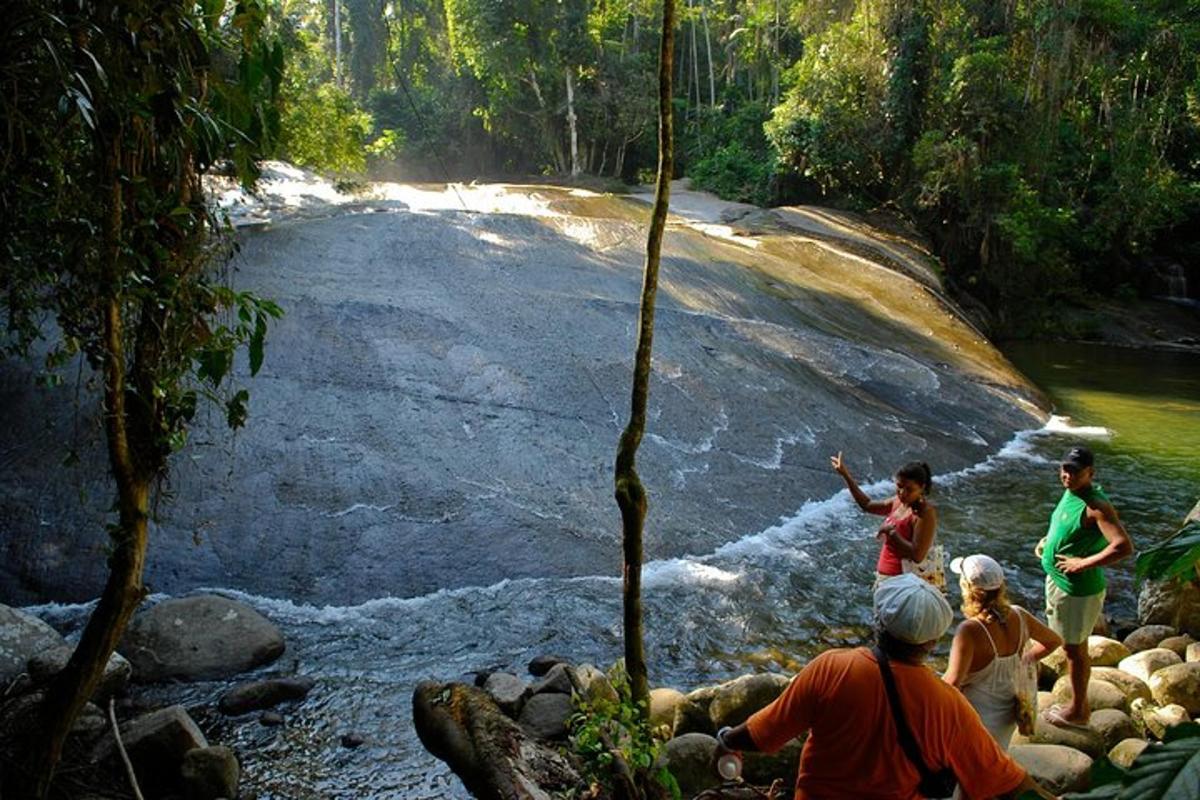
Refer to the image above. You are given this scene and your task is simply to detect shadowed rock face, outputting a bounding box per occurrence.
[0,185,1044,606]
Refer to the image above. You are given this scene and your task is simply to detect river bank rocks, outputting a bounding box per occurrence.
[0,595,304,798]
[417,657,802,797]
[417,628,1200,798]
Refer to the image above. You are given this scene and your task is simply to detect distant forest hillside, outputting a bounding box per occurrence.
[274,0,1200,331]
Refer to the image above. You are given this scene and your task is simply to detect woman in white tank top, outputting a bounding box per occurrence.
[943,554,1063,749]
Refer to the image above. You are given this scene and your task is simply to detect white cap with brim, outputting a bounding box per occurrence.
[950,554,1006,591]
[874,573,954,645]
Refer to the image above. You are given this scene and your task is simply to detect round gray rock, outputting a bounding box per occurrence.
[120,595,284,682]
[1087,708,1137,751]
[0,605,66,687]
[517,692,573,740]
[1123,624,1177,654]
[664,733,720,798]
[483,672,527,716]
[181,745,240,800]
[1009,744,1092,794]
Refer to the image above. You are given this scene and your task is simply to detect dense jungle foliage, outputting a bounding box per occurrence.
[273,0,1200,331]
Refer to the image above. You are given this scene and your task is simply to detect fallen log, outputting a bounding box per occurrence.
[413,680,585,800]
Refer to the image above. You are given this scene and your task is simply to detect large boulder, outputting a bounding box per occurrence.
[663,733,720,799]
[1108,738,1150,769]
[218,675,316,716]
[1138,578,1200,637]
[1009,744,1092,794]
[1091,667,1152,708]
[412,681,583,799]
[649,688,686,732]
[91,706,209,797]
[0,605,66,688]
[1123,625,1177,654]
[1148,662,1200,714]
[708,673,790,729]
[1011,716,1105,758]
[28,644,132,702]
[181,745,240,800]
[1087,709,1137,752]
[1051,676,1126,713]
[517,692,573,740]
[1087,636,1131,667]
[1188,642,1200,663]
[120,595,284,682]
[1118,648,1182,684]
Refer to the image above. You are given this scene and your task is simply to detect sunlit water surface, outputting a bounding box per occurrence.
[29,342,1199,799]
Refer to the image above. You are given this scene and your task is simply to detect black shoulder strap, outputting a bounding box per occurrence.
[872,646,934,781]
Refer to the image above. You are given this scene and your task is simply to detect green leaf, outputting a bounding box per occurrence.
[196,347,229,385]
[225,389,249,429]
[1136,522,1200,583]
[248,313,267,375]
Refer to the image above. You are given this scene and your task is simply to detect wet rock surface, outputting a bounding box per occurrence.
[0,184,1044,607]
[120,595,285,682]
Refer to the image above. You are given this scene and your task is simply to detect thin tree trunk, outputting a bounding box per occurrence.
[566,68,580,176]
[614,0,673,714]
[334,0,342,87]
[23,147,152,800]
[528,69,565,173]
[689,0,700,113]
[772,0,780,106]
[701,0,715,108]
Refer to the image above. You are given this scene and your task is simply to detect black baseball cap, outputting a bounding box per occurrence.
[1061,446,1094,470]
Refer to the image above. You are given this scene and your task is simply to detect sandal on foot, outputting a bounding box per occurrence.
[1043,704,1090,730]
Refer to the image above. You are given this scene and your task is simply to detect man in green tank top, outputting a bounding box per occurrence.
[1038,446,1132,728]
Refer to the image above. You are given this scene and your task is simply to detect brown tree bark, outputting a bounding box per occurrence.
[21,140,155,798]
[613,0,673,714]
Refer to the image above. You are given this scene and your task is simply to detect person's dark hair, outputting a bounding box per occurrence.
[896,461,933,493]
[875,628,930,663]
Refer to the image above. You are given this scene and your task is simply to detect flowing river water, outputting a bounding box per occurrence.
[26,341,1200,799]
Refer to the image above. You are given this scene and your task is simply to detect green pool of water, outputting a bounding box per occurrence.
[1006,341,1200,485]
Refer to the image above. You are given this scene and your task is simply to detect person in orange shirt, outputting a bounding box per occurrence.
[714,574,1058,799]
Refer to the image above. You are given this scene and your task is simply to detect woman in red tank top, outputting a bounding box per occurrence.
[830,452,939,586]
